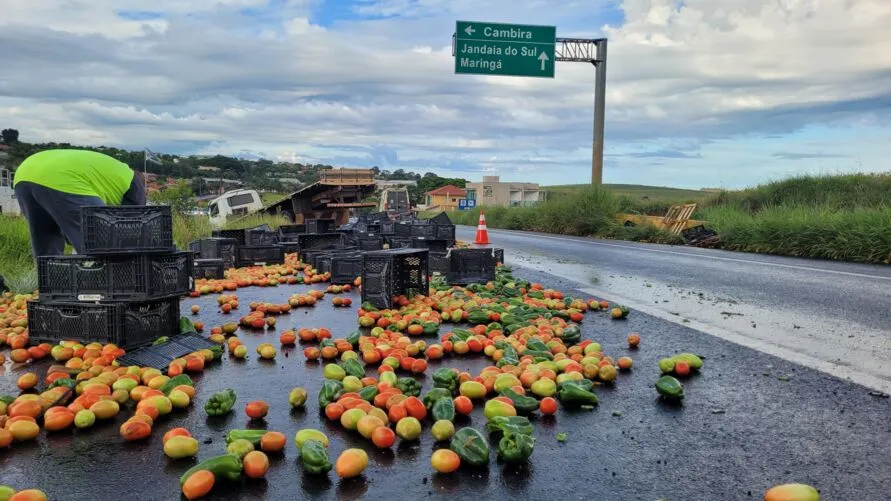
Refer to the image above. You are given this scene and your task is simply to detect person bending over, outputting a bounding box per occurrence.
[13,149,147,257]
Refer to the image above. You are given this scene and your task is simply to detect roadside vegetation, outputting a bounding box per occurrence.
[699,173,891,263]
[453,173,891,264]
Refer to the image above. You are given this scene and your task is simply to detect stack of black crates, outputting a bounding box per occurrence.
[195,225,285,275]
[28,205,191,350]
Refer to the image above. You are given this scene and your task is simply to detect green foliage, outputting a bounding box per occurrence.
[149,180,194,215]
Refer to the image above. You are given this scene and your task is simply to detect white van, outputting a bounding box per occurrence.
[208,189,263,227]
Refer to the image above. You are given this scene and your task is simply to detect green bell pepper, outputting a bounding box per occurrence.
[46,378,76,391]
[448,329,473,343]
[432,368,459,394]
[159,374,193,395]
[358,385,378,402]
[520,349,553,361]
[179,316,198,335]
[318,380,344,408]
[423,388,453,409]
[204,388,237,416]
[467,310,489,325]
[422,322,439,335]
[496,345,520,368]
[450,427,490,467]
[395,377,422,397]
[560,325,582,345]
[497,432,535,463]
[498,388,539,415]
[360,301,378,312]
[345,331,360,347]
[525,338,549,352]
[225,429,266,447]
[655,376,684,400]
[557,380,594,392]
[432,396,455,422]
[300,440,332,475]
[179,454,242,486]
[343,358,365,379]
[556,382,599,406]
[485,416,533,436]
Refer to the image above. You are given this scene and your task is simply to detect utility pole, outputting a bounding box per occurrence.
[554,38,608,184]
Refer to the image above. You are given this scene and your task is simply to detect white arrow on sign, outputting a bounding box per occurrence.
[464,25,476,36]
[538,52,549,71]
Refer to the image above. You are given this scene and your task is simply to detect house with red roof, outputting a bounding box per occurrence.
[425,184,466,212]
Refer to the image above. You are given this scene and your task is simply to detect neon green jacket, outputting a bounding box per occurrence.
[13,149,136,205]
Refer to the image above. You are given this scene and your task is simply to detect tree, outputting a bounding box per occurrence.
[1,129,19,144]
[149,180,194,215]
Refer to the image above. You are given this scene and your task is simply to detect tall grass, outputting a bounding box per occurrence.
[449,185,682,243]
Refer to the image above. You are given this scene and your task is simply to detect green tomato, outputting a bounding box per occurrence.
[379,371,398,385]
[395,417,422,440]
[431,420,455,441]
[342,376,363,393]
[323,363,346,381]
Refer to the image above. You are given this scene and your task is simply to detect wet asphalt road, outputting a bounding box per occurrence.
[1,266,890,500]
[456,226,891,391]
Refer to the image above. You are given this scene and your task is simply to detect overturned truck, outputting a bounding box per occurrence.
[263,168,378,226]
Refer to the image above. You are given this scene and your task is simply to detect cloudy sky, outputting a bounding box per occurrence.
[2,0,889,188]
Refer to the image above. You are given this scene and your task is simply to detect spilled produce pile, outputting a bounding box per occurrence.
[0,254,820,501]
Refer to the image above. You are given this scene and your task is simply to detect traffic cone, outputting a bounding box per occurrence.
[475,210,490,245]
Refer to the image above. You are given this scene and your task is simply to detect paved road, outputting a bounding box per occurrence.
[458,226,891,393]
[1,270,890,499]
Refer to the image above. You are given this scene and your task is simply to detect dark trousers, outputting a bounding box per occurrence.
[14,181,105,257]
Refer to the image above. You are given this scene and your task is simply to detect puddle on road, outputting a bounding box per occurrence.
[508,250,891,392]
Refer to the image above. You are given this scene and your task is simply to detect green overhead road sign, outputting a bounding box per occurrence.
[454,21,556,78]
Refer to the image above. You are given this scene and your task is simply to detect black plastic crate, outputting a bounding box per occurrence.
[82,206,174,254]
[446,248,497,285]
[330,255,362,285]
[409,222,437,238]
[211,229,247,246]
[189,238,237,268]
[236,246,285,267]
[435,225,456,241]
[117,334,218,371]
[386,236,412,249]
[296,233,344,252]
[380,221,396,235]
[194,259,225,279]
[429,212,453,226]
[306,218,336,234]
[394,221,412,237]
[429,252,450,276]
[277,242,300,255]
[494,248,504,265]
[246,229,278,246]
[410,238,449,253]
[27,297,180,350]
[361,249,429,309]
[357,235,384,251]
[38,252,193,302]
[313,250,361,274]
[278,224,306,241]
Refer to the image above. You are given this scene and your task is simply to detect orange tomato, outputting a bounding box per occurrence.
[325,403,345,421]
[453,396,473,416]
[0,428,13,448]
[8,489,48,501]
[371,426,396,449]
[163,427,192,444]
[119,419,152,441]
[182,470,215,500]
[245,400,269,420]
[243,451,270,479]
[43,407,75,431]
[387,403,408,424]
[260,431,286,453]
[431,449,461,473]
[539,397,557,415]
[403,397,427,421]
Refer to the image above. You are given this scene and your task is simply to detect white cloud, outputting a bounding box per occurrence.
[0,0,889,187]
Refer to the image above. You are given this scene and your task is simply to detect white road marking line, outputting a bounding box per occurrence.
[480,228,891,282]
[578,286,891,394]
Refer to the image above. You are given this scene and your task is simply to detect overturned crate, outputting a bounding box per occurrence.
[116,333,219,372]
[236,245,285,267]
[361,249,429,309]
[194,258,225,280]
[189,237,237,268]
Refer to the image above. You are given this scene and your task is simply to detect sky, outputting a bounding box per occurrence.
[1,0,890,189]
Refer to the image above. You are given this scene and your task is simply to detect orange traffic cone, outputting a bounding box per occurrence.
[475,210,490,245]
